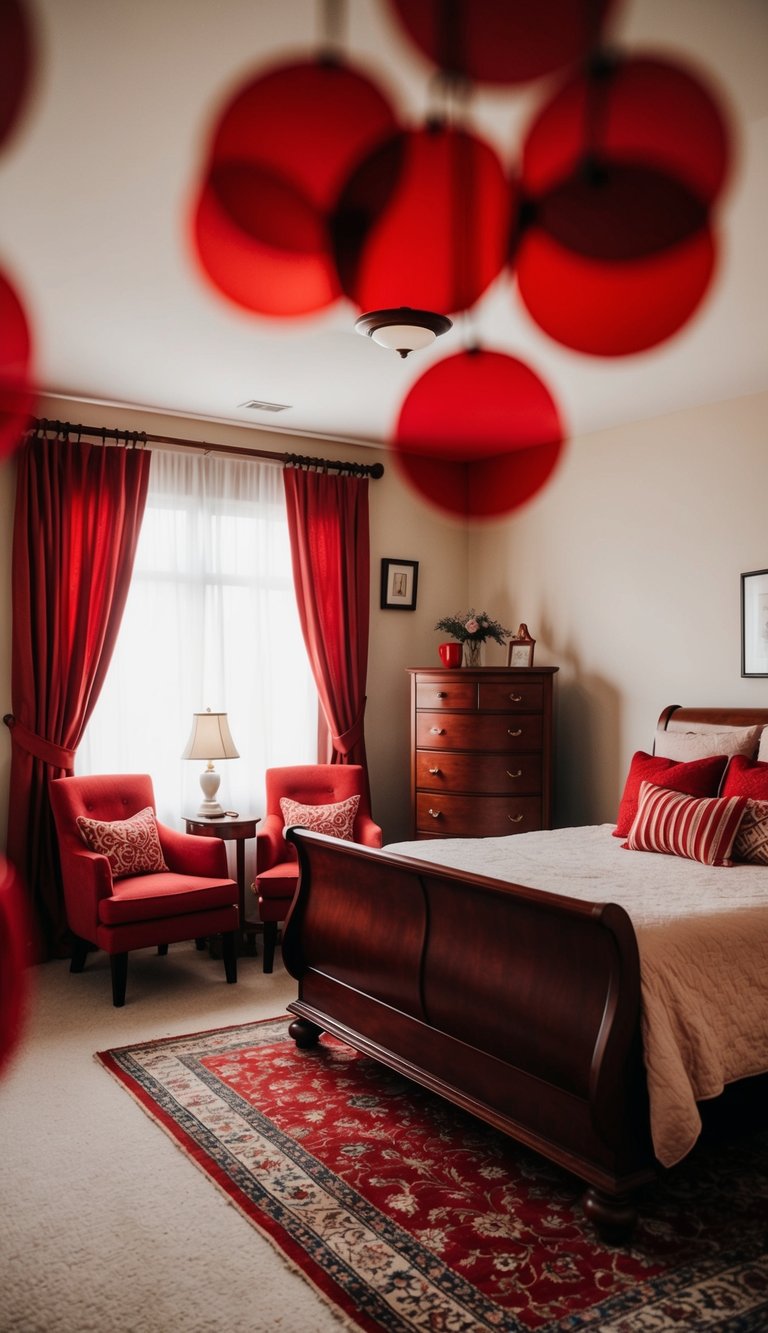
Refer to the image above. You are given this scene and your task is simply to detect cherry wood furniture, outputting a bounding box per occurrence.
[51,774,238,1007]
[283,704,768,1241]
[184,812,259,952]
[408,666,558,839]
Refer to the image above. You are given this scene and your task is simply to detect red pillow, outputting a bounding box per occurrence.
[720,754,768,800]
[623,781,747,866]
[613,751,727,837]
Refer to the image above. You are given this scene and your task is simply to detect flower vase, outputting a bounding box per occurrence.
[463,638,484,668]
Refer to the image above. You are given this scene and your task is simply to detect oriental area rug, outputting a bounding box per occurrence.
[96,1016,768,1332]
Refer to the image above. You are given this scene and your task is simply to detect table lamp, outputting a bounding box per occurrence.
[181,708,239,816]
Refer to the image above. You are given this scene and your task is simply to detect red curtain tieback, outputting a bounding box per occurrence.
[332,702,366,757]
[3,715,76,769]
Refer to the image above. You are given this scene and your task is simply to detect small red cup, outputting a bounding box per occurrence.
[438,641,462,668]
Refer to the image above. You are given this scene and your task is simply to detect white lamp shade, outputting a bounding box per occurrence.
[181,710,239,761]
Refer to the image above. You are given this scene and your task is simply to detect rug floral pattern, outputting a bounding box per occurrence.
[97,1016,768,1332]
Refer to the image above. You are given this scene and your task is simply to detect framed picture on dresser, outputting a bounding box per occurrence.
[507,624,536,668]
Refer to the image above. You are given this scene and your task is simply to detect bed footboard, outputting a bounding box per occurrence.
[282,829,655,1239]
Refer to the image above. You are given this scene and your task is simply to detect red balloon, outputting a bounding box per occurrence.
[394,349,565,520]
[0,0,33,150]
[193,58,399,317]
[333,126,512,316]
[522,54,731,206]
[516,224,717,356]
[0,268,34,458]
[386,0,617,86]
[192,168,339,317]
[206,59,398,212]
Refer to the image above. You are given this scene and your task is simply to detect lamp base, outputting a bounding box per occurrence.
[196,797,225,818]
[198,765,223,817]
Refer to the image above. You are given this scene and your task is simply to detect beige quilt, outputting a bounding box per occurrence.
[387,825,768,1167]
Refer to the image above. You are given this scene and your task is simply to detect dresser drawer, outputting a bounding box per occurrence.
[415,680,476,710]
[416,793,542,837]
[417,712,543,753]
[416,751,542,794]
[478,680,544,712]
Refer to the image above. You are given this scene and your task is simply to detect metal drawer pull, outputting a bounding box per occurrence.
[508,692,522,702]
[507,727,522,737]
[427,808,442,819]
[507,813,524,824]
[430,726,445,735]
[436,691,447,698]
[428,766,441,775]
[506,769,522,779]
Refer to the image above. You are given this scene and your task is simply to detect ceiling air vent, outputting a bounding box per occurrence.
[238,399,291,412]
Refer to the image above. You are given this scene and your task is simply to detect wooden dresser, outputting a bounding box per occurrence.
[408,666,558,839]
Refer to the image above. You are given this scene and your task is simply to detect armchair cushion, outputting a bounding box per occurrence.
[98,873,237,926]
[77,806,168,879]
[279,794,359,841]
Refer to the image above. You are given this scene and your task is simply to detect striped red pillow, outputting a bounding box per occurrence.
[623,781,748,866]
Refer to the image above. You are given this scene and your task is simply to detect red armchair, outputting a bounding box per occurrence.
[254,764,382,973]
[49,773,239,1007]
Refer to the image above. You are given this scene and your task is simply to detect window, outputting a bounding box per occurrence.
[79,449,317,827]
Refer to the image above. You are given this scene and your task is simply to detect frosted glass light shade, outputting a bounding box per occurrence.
[371,323,436,354]
[355,307,452,359]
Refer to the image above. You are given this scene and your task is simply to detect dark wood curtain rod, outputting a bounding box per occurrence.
[28,417,385,480]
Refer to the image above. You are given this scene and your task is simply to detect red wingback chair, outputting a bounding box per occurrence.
[49,774,239,1007]
[254,764,382,973]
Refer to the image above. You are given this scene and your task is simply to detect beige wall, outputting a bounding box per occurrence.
[471,389,768,826]
[0,398,468,853]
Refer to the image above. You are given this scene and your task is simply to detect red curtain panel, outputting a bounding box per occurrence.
[283,467,371,784]
[3,432,150,957]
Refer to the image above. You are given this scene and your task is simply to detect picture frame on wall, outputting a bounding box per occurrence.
[380,558,418,611]
[507,623,536,668]
[741,568,768,677]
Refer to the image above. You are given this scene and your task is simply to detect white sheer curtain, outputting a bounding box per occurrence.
[78,448,317,831]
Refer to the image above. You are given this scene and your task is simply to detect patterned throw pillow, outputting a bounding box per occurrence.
[613,751,727,838]
[623,781,747,866]
[279,794,360,841]
[733,798,768,865]
[77,806,168,878]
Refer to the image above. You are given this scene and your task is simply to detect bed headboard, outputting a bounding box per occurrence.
[657,704,768,731]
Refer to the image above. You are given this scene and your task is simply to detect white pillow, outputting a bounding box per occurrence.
[758,730,768,763]
[654,725,762,762]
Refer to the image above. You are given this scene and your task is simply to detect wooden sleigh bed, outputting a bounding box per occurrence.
[281,705,768,1241]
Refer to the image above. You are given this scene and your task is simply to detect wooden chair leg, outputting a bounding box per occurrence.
[221,931,237,984]
[262,922,278,974]
[70,937,89,974]
[110,952,129,1007]
[157,942,169,956]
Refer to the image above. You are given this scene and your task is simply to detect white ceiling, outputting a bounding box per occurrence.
[2,0,767,449]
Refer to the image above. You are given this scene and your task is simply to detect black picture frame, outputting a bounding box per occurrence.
[380,558,418,611]
[741,568,768,677]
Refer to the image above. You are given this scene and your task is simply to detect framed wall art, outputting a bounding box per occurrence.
[741,568,768,677]
[380,558,418,611]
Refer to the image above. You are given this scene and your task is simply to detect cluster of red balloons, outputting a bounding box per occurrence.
[0,0,34,461]
[191,0,731,520]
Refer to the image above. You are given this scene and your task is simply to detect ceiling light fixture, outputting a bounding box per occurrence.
[354,307,452,359]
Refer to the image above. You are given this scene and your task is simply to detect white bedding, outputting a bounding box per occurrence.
[386,825,768,1167]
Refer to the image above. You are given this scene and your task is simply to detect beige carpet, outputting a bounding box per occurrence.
[0,942,345,1332]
